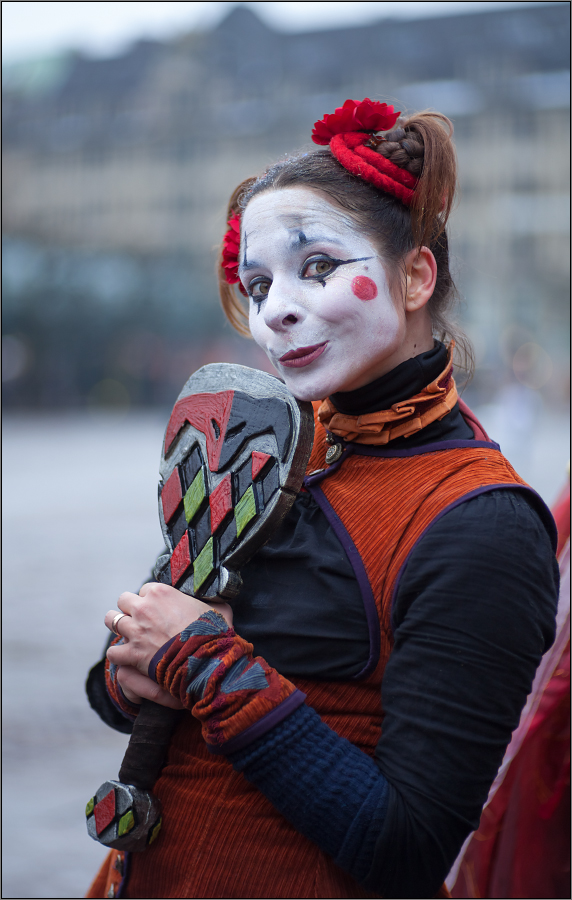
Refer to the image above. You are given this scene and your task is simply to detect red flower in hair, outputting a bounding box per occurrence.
[222,211,242,285]
[312,98,400,146]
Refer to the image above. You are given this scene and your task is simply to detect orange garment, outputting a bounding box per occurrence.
[89,404,532,900]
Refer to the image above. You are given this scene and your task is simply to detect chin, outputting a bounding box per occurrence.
[279,371,347,403]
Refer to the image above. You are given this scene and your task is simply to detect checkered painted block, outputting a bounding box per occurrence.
[155,365,314,601]
[158,446,276,595]
[86,780,162,852]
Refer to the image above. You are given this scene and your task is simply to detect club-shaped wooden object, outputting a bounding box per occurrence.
[86,365,314,851]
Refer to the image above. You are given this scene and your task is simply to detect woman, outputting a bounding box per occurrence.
[87,99,559,899]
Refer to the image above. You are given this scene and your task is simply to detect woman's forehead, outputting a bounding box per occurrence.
[243,187,356,239]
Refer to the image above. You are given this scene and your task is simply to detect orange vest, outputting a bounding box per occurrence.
[89,407,549,900]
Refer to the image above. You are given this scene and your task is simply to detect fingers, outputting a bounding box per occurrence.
[104,609,133,638]
[138,582,177,599]
[107,636,145,672]
[117,666,184,710]
[116,591,140,614]
[104,590,141,635]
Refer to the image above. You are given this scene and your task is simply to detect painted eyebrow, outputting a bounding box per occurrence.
[288,234,346,248]
[238,259,265,273]
[238,237,354,274]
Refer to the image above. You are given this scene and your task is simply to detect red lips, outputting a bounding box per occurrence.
[279,342,328,368]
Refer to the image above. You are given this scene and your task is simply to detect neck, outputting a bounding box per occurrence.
[330,341,447,415]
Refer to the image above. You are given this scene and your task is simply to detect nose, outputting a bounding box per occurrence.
[262,281,304,332]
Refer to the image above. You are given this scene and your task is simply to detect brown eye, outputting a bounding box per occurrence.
[303,258,336,278]
[249,279,271,300]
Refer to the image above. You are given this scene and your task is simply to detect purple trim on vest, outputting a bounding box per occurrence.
[209,689,307,755]
[389,482,558,633]
[148,634,178,682]
[304,444,355,486]
[303,441,501,485]
[349,439,501,458]
[304,481,381,680]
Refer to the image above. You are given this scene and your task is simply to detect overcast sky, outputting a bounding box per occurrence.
[2,1,554,63]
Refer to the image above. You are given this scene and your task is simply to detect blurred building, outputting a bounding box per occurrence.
[2,2,570,408]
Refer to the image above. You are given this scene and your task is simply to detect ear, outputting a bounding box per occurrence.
[404,247,437,312]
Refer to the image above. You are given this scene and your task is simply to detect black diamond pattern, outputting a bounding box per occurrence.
[180,444,204,492]
[167,451,279,594]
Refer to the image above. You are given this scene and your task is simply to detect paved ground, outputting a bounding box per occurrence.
[2,403,569,898]
[3,411,166,899]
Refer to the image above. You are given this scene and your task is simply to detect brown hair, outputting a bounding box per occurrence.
[217,110,473,375]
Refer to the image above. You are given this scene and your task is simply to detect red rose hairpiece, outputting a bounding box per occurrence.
[311,98,400,144]
[312,98,418,206]
[221,211,247,295]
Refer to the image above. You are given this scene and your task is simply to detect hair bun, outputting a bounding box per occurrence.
[401,139,424,159]
[375,128,425,177]
[384,127,407,143]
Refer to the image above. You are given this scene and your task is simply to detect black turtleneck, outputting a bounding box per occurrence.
[330,341,474,448]
[331,340,447,415]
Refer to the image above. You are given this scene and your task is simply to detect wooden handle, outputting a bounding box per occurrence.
[118,699,182,791]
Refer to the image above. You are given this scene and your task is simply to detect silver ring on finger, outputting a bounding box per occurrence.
[111,612,130,636]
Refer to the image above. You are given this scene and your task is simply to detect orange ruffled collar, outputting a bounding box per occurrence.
[318,346,458,445]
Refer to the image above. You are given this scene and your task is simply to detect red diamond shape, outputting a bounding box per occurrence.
[210,474,233,534]
[170,532,192,585]
[252,451,272,481]
[94,789,116,835]
[161,468,183,524]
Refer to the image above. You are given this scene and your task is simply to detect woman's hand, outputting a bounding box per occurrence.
[105,582,233,676]
[116,665,184,709]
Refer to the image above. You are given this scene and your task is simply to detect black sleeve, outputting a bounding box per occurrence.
[366,489,559,897]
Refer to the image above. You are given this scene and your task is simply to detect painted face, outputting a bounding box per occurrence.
[240,187,407,401]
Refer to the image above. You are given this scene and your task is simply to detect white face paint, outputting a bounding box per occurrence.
[240,187,408,401]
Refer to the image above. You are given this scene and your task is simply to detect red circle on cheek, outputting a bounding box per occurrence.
[351,276,378,301]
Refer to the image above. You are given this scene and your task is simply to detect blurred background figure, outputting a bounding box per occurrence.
[2,2,569,897]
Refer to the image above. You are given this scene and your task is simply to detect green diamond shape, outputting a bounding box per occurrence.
[235,484,257,538]
[85,797,95,817]
[193,537,214,591]
[118,809,135,836]
[184,469,206,524]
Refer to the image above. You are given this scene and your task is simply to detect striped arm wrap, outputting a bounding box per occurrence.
[151,610,304,752]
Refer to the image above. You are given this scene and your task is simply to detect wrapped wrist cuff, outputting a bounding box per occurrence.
[153,610,302,752]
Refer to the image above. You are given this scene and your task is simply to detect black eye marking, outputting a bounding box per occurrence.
[301,254,374,286]
[337,255,373,266]
[298,231,308,245]
[243,233,248,267]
